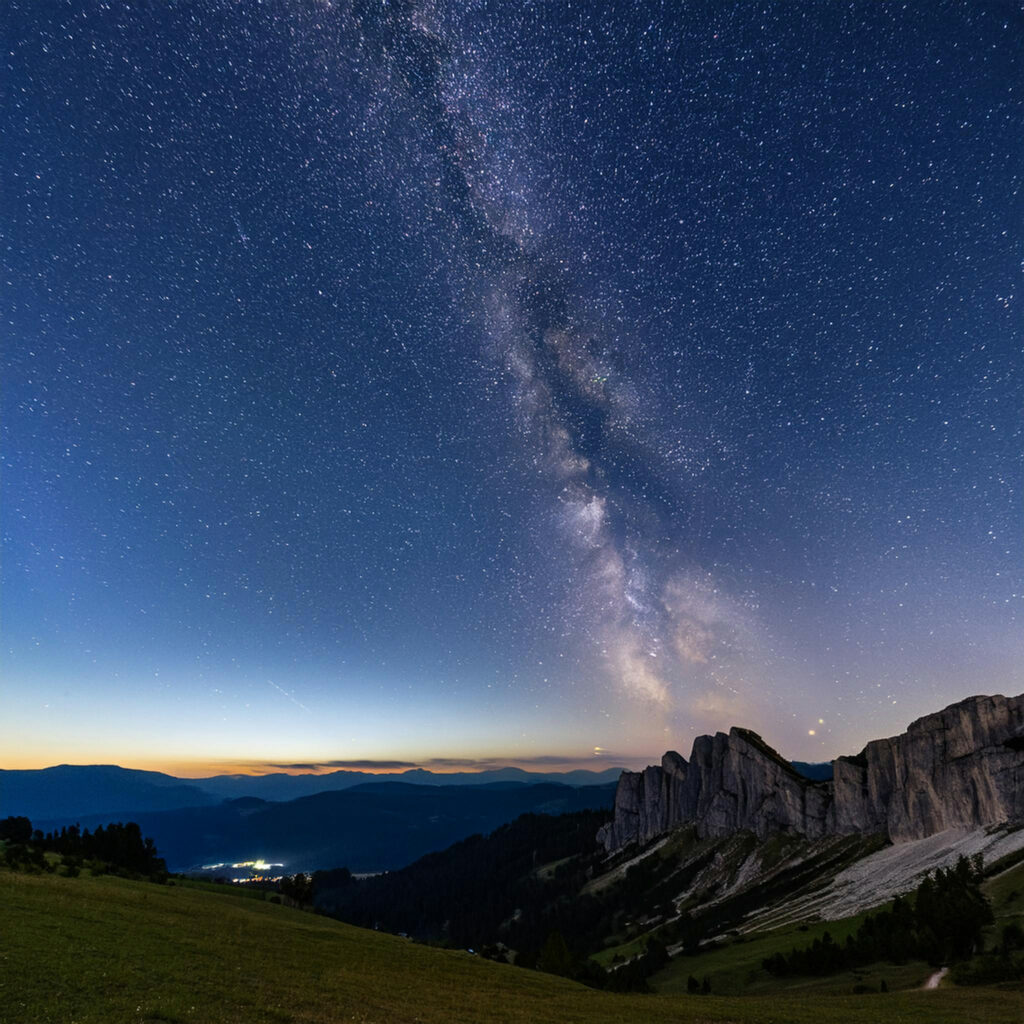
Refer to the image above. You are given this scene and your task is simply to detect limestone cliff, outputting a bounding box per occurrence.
[828,692,1024,841]
[599,692,1024,852]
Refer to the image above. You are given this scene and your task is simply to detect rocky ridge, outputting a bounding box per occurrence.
[599,692,1024,852]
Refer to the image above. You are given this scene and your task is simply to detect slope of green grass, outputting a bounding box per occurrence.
[3,869,1023,1024]
[174,876,275,901]
[650,852,1024,999]
[986,858,1024,922]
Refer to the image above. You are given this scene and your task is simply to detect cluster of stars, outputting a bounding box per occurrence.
[2,0,1020,768]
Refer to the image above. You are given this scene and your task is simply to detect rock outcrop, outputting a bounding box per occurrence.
[828,692,1024,841]
[599,692,1024,852]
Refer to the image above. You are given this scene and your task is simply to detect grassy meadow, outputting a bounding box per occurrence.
[3,868,1023,1024]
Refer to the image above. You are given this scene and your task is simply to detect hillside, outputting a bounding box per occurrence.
[0,765,219,820]
[4,869,1022,1024]
[648,855,1024,997]
[319,800,1024,990]
[38,782,616,873]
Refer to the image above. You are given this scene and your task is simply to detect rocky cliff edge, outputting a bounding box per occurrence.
[598,692,1024,852]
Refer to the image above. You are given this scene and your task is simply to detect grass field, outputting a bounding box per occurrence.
[986,858,1024,930]
[3,869,1023,1024]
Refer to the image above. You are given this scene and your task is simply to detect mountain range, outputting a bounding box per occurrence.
[6,692,1023,1010]
[34,780,618,873]
[316,692,1024,979]
[0,763,625,823]
[19,688,1017,882]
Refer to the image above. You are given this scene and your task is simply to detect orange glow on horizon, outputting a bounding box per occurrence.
[2,754,645,778]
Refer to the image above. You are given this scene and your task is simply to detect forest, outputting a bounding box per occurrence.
[0,815,166,878]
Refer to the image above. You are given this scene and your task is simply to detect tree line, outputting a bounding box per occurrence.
[0,815,166,879]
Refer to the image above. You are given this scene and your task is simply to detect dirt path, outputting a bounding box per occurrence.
[923,966,949,989]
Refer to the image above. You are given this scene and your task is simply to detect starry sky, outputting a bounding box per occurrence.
[3,1,1021,776]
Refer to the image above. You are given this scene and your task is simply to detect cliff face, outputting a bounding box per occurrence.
[599,693,1024,852]
[828,693,1024,841]
[597,728,831,850]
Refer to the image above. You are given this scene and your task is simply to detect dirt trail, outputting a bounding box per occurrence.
[923,966,948,989]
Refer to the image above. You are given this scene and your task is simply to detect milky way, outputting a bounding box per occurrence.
[2,1,1021,770]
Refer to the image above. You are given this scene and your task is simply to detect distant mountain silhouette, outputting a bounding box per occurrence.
[34,780,618,873]
[0,765,218,821]
[2,763,623,822]
[193,766,625,802]
[790,761,833,781]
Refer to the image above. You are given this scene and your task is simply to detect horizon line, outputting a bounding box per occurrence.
[2,751,837,778]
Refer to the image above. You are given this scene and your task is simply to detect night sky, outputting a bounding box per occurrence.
[3,1,1021,775]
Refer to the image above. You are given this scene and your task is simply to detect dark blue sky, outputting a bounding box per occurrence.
[3,0,1021,774]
